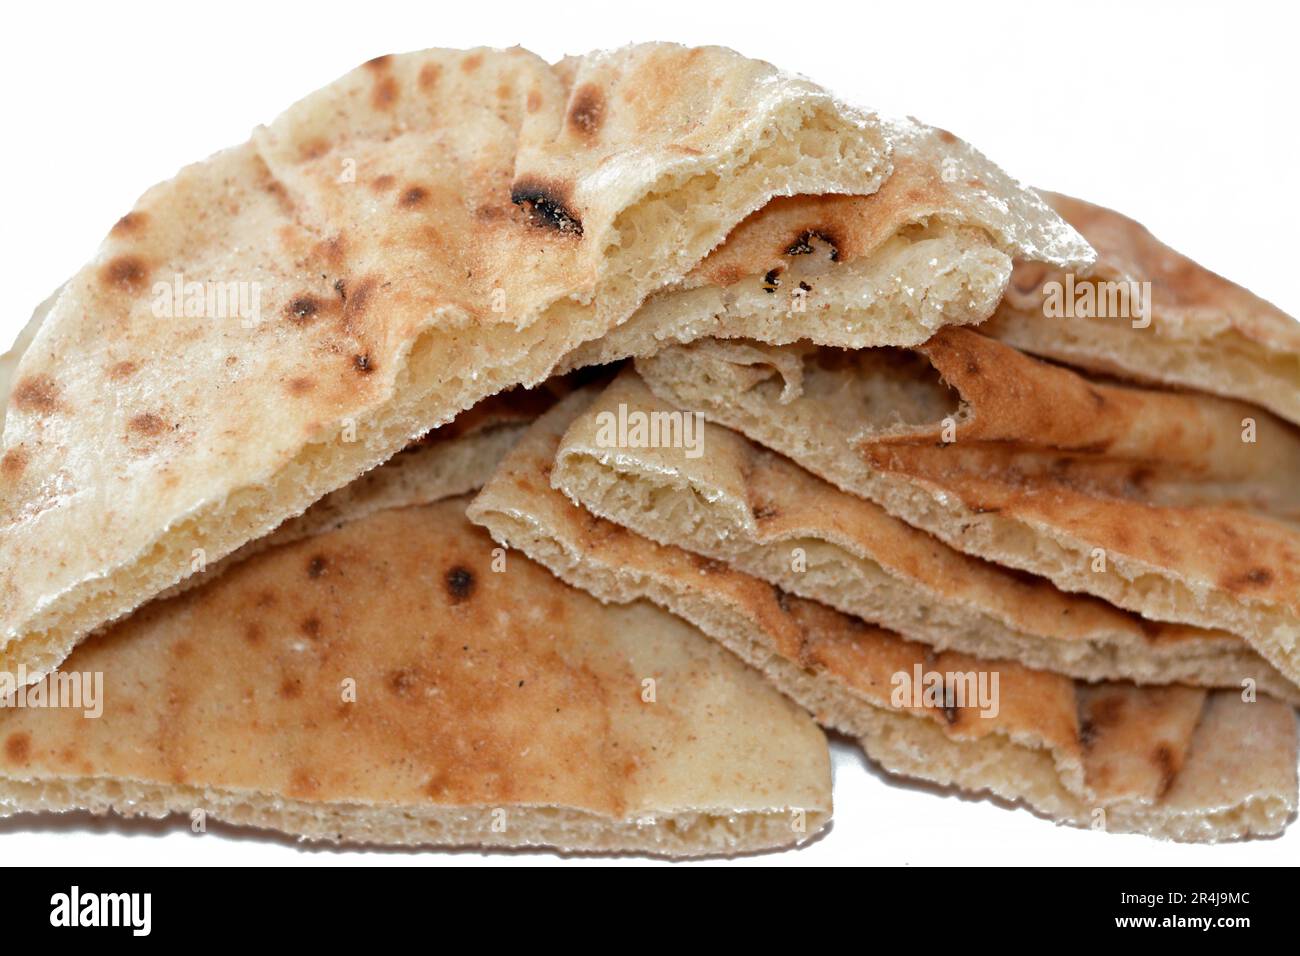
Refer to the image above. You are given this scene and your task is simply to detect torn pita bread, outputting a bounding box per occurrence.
[559,120,1094,370]
[635,331,1300,691]
[0,43,892,681]
[0,494,830,856]
[548,371,1297,702]
[984,192,1300,425]
[467,395,1298,842]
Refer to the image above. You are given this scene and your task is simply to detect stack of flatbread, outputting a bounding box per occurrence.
[0,44,1295,856]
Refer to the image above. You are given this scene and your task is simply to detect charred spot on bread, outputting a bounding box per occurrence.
[510,179,583,236]
[352,353,374,374]
[286,296,321,323]
[445,565,475,602]
[307,555,328,579]
[786,229,840,262]
[762,269,781,293]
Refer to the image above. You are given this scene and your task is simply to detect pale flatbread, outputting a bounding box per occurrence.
[985,192,1300,424]
[635,332,1300,692]
[468,396,1297,842]
[0,44,892,682]
[559,119,1094,370]
[0,494,830,856]
[548,371,1297,701]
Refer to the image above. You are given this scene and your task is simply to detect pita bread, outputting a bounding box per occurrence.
[984,192,1300,424]
[0,44,891,682]
[559,119,1094,370]
[0,493,830,856]
[635,331,1300,691]
[467,395,1298,842]
[547,371,1297,701]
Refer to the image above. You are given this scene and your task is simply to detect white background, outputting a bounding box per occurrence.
[2,0,1296,866]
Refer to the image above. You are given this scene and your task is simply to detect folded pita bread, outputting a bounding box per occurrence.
[559,119,1094,370]
[0,44,893,682]
[984,192,1300,425]
[547,371,1297,701]
[635,331,1300,691]
[467,395,1298,842]
[0,489,831,855]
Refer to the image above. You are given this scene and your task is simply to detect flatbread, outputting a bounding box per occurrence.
[0,495,830,856]
[468,395,1298,842]
[985,192,1300,424]
[635,331,1300,691]
[0,44,891,681]
[559,119,1094,370]
[548,371,1297,701]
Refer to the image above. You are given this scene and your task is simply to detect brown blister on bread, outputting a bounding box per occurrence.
[509,177,584,236]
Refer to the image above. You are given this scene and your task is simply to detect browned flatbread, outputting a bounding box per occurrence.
[545,370,1297,701]
[985,192,1300,424]
[467,394,1298,842]
[0,492,831,856]
[636,332,1300,692]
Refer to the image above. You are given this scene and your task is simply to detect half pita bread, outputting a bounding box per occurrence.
[0,44,892,681]
[985,192,1300,424]
[559,119,1094,370]
[467,394,1298,842]
[548,371,1297,701]
[635,331,1300,691]
[0,491,831,856]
